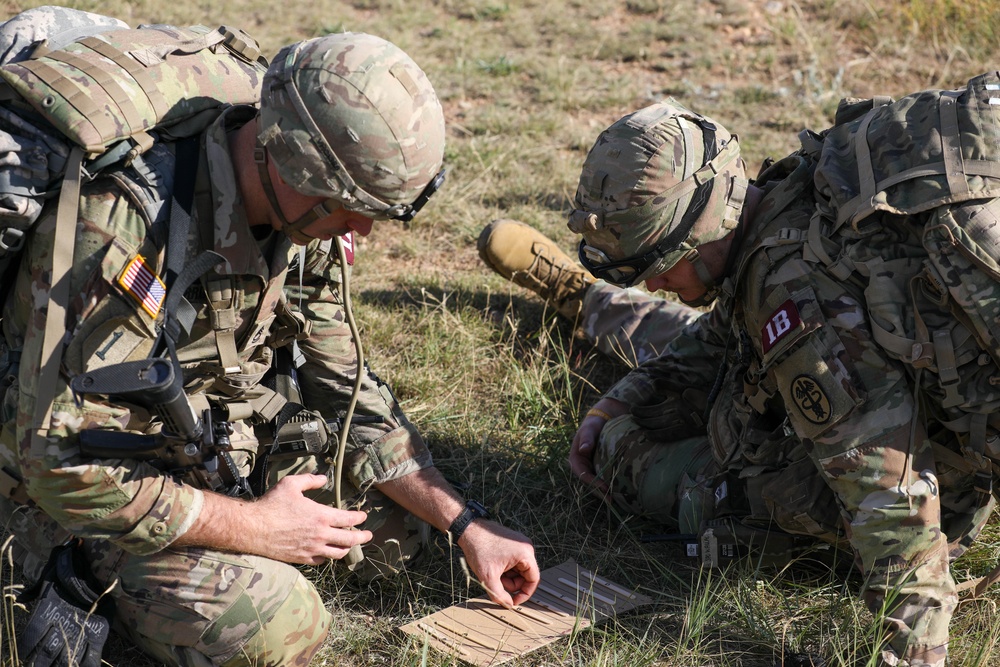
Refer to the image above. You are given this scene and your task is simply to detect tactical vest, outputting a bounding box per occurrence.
[707,153,851,553]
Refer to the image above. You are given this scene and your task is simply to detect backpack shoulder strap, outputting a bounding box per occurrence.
[30,147,84,456]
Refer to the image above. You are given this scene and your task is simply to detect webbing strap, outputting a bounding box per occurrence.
[44,49,145,136]
[30,147,84,456]
[869,315,921,361]
[206,278,241,374]
[933,329,963,408]
[805,216,858,280]
[832,106,881,233]
[78,37,170,121]
[966,412,994,496]
[939,92,970,198]
[247,400,304,498]
[19,59,115,149]
[214,331,241,374]
[223,388,286,422]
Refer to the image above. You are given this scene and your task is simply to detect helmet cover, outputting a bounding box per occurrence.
[569,99,747,284]
[259,32,445,217]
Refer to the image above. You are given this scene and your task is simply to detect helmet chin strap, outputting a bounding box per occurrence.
[254,139,337,243]
[679,212,748,308]
[678,247,723,307]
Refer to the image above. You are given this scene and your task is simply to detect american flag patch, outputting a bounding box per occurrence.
[118,255,166,318]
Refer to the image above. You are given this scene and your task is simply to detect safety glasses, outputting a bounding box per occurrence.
[578,237,690,288]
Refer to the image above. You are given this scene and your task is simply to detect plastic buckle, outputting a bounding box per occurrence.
[0,227,24,254]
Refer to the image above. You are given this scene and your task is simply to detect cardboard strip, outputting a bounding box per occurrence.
[400,560,653,666]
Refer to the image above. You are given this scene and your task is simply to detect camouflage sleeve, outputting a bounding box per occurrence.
[11,183,204,556]
[603,301,731,406]
[286,239,433,490]
[752,264,953,664]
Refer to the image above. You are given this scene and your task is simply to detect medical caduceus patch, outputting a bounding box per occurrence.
[791,374,832,425]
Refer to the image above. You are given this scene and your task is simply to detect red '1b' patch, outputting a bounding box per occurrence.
[761,299,801,354]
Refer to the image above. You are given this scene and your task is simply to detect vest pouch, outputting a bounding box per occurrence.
[707,364,752,468]
[749,455,846,546]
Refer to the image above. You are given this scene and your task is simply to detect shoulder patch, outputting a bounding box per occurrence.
[118,254,165,318]
[761,299,801,354]
[790,374,832,425]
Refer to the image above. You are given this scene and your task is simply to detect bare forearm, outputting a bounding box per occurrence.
[172,491,255,552]
[376,466,466,533]
[377,467,540,607]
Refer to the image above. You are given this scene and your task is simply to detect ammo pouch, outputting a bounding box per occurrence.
[268,409,333,461]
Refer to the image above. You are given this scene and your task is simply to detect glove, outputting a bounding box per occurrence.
[630,387,709,438]
[17,542,113,667]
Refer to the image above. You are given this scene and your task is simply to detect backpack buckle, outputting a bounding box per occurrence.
[0,227,24,254]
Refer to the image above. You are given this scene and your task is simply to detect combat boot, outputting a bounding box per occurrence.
[478,219,595,320]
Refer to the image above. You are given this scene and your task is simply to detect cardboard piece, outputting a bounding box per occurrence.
[400,561,654,665]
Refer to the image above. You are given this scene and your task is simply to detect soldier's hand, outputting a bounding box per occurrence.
[569,398,627,496]
[458,520,539,608]
[254,474,372,565]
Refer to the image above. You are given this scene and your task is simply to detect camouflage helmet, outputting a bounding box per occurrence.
[569,99,748,287]
[258,32,446,222]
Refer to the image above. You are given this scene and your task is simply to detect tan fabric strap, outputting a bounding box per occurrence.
[44,48,145,136]
[206,278,242,374]
[223,388,286,423]
[19,59,115,149]
[932,329,963,408]
[79,37,170,121]
[938,92,969,198]
[831,106,881,232]
[31,147,84,456]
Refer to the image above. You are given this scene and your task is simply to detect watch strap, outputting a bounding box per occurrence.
[448,500,490,542]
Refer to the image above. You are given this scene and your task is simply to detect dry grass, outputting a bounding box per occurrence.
[3,0,1000,665]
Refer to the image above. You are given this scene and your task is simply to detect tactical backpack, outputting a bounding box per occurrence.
[799,71,1000,592]
[806,71,1000,465]
[0,9,267,278]
[0,8,269,501]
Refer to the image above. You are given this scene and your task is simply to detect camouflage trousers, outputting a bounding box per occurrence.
[2,451,427,667]
[593,422,719,533]
[581,282,720,531]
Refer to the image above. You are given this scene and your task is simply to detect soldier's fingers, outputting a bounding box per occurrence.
[574,468,610,496]
[278,473,329,494]
[482,579,515,610]
[327,508,368,528]
[568,454,596,480]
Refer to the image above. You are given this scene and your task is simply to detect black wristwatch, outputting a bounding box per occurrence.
[448,499,491,541]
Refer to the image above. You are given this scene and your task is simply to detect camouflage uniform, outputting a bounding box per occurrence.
[579,281,700,367]
[588,151,996,665]
[0,105,431,666]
